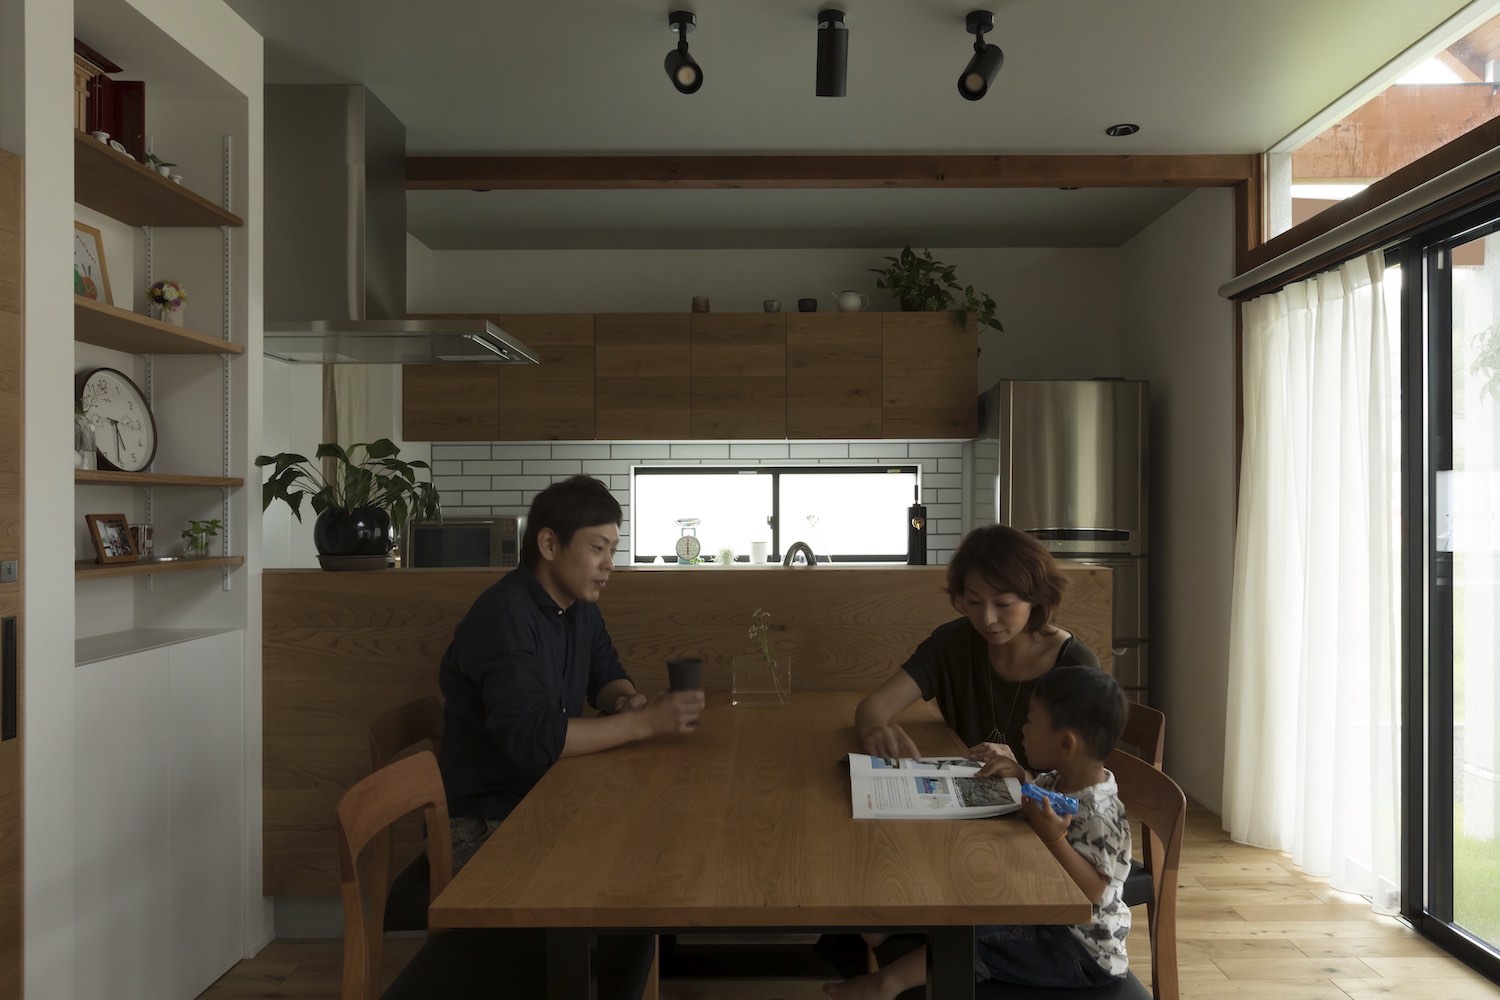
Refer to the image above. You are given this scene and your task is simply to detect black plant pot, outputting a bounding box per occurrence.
[313,506,392,557]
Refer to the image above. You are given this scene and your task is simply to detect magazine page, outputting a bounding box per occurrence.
[847,752,1023,819]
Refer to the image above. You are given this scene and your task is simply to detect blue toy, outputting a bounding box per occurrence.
[1020,783,1079,816]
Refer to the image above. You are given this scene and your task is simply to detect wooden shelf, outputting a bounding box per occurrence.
[74,130,244,228]
[75,297,244,355]
[75,470,244,488]
[75,555,244,580]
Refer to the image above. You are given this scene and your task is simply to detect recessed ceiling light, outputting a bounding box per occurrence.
[1105,123,1140,137]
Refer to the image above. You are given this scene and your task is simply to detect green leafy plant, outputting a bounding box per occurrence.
[182,518,222,557]
[870,245,1003,332]
[254,438,440,540]
[744,607,788,702]
[145,152,176,170]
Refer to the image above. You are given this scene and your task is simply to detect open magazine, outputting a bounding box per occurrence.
[847,753,1023,819]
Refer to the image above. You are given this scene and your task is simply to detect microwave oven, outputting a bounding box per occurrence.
[408,516,523,568]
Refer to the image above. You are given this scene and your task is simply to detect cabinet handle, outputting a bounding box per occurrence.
[2,616,15,741]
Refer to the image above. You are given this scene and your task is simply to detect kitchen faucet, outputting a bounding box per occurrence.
[783,541,817,567]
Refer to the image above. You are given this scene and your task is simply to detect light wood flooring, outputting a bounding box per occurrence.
[201,802,1500,1000]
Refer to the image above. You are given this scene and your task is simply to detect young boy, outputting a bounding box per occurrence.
[824,664,1132,999]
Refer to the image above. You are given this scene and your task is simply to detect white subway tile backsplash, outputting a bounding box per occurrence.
[926,503,961,519]
[524,460,584,475]
[551,443,614,459]
[491,444,555,460]
[925,473,962,489]
[939,458,963,473]
[611,443,671,459]
[432,444,494,460]
[432,461,465,475]
[433,476,494,491]
[729,443,790,459]
[508,475,559,490]
[851,443,902,458]
[935,519,963,534]
[909,442,963,457]
[670,443,731,459]
[587,460,635,475]
[441,506,495,518]
[462,460,525,476]
[937,489,963,504]
[789,443,850,458]
[462,491,524,506]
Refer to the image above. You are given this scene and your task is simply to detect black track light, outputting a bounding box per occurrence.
[665,10,703,94]
[958,10,1003,101]
[816,9,847,98]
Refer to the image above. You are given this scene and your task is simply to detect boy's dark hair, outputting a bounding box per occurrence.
[1032,664,1128,760]
[945,525,1068,632]
[520,476,622,569]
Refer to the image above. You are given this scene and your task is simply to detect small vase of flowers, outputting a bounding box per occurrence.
[147,279,188,326]
[733,607,790,707]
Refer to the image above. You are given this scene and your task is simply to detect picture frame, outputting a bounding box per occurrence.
[73,220,112,305]
[85,512,136,564]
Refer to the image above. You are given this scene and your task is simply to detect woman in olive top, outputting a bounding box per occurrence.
[856,524,1100,773]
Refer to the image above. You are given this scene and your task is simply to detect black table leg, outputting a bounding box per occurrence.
[546,929,596,1000]
[926,925,974,1000]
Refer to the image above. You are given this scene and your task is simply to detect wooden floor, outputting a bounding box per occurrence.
[202,802,1500,1000]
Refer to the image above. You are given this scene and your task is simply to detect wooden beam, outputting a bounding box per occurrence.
[1448,21,1500,79]
[405,153,1256,191]
[1292,84,1500,181]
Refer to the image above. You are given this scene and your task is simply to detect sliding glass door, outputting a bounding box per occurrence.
[1406,214,1500,974]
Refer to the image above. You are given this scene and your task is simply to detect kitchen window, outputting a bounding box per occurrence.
[630,465,921,564]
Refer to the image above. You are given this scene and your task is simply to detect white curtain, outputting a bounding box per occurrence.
[1223,251,1400,912]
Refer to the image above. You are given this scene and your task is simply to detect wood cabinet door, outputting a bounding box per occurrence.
[881,312,978,438]
[786,314,881,438]
[0,147,21,998]
[403,314,595,440]
[691,314,786,439]
[594,313,691,439]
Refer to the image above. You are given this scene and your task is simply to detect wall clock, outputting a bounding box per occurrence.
[77,367,158,473]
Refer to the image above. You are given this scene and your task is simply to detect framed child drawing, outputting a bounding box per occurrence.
[73,220,112,305]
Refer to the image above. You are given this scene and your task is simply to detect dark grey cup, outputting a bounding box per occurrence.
[667,657,704,691]
[797,298,817,312]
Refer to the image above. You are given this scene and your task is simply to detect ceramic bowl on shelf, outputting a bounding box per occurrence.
[90,130,110,143]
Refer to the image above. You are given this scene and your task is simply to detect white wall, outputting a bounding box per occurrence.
[409,245,1125,385]
[1120,188,1236,814]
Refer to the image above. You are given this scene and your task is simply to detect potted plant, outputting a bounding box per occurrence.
[255,439,440,569]
[181,518,222,557]
[870,245,1003,332]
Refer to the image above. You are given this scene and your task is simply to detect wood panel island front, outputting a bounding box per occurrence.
[263,564,1111,895]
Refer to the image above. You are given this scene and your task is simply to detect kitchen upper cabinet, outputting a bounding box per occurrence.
[786,314,882,438]
[403,314,595,440]
[691,314,787,439]
[881,312,978,438]
[594,313,691,439]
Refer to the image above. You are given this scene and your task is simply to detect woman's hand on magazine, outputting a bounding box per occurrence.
[965,741,1013,765]
[860,723,920,761]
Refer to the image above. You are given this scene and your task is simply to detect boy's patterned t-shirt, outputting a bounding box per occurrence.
[1037,769,1133,977]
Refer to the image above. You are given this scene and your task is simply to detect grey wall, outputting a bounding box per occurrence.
[1120,188,1237,814]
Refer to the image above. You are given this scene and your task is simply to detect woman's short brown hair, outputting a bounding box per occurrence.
[945,525,1068,633]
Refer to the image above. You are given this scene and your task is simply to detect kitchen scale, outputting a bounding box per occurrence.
[674,517,702,564]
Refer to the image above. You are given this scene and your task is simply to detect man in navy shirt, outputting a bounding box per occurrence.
[438,475,704,868]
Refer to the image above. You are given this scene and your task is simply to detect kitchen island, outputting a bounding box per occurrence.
[263,563,1111,895]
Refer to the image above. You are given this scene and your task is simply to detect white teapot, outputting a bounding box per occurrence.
[833,290,869,313]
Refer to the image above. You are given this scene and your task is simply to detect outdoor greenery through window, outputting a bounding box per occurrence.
[630,466,920,564]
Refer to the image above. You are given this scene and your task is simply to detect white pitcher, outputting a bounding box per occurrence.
[833,290,869,313]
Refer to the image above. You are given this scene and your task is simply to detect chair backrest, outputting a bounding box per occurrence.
[369,695,444,771]
[1119,701,1165,769]
[1106,748,1185,1000]
[335,750,453,1000]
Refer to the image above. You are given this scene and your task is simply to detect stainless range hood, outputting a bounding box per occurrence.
[262,85,537,365]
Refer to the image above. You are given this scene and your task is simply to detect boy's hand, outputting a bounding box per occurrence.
[976,755,1025,780]
[859,723,920,761]
[644,689,704,736]
[1022,793,1071,845]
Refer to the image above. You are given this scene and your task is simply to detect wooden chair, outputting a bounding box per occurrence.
[1117,703,1166,915]
[335,750,543,1000]
[367,696,443,934]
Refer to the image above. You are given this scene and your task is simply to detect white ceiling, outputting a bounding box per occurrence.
[223,0,1475,249]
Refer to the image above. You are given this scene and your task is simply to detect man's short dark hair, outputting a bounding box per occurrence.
[1032,664,1128,761]
[520,476,622,569]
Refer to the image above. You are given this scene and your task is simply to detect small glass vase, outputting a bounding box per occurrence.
[731,653,791,707]
[73,413,96,470]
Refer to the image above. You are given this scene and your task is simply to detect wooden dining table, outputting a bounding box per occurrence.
[428,690,1091,999]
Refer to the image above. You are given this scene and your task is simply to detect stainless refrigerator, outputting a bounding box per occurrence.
[969,379,1150,703]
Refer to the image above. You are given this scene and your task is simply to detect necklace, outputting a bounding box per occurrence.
[984,669,1030,747]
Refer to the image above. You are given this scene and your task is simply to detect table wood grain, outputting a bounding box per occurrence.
[429,691,1091,931]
